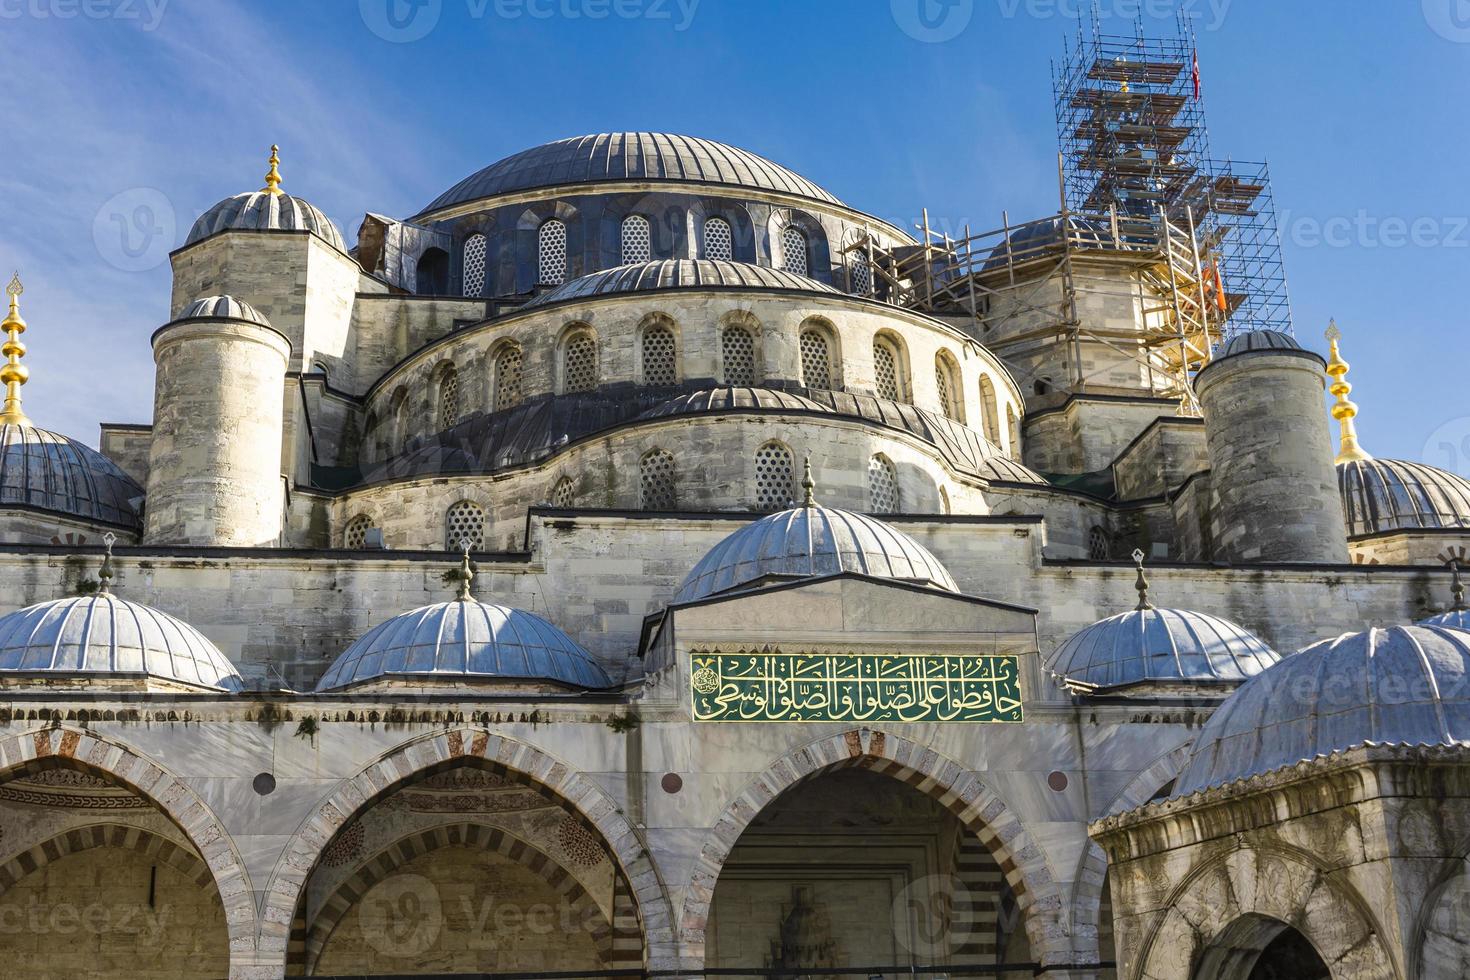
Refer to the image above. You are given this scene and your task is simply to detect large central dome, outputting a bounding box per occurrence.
[419,132,842,215]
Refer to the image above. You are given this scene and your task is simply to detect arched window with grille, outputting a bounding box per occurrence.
[704,217,733,261]
[493,344,523,411]
[445,500,486,551]
[641,323,677,386]
[640,450,676,510]
[539,219,567,285]
[1088,527,1111,561]
[868,455,900,514]
[462,234,487,297]
[935,351,962,422]
[849,252,872,295]
[436,365,460,430]
[621,214,651,265]
[978,376,1002,447]
[722,324,757,386]
[780,227,808,276]
[873,337,906,402]
[343,515,371,550]
[754,442,795,511]
[551,476,576,509]
[563,331,598,393]
[799,328,831,389]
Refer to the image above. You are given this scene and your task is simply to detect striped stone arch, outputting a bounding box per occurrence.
[678,728,1069,967]
[299,822,621,974]
[0,727,256,972]
[258,728,675,973]
[0,823,214,897]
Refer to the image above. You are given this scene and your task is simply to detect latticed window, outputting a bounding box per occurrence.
[437,367,460,430]
[868,455,900,514]
[849,253,872,295]
[563,333,598,393]
[640,451,676,510]
[642,325,677,386]
[754,443,795,511]
[551,477,575,508]
[722,326,756,386]
[494,346,523,411]
[799,330,830,389]
[874,340,900,401]
[462,234,487,297]
[621,215,651,265]
[704,217,733,261]
[539,219,567,285]
[781,227,808,276]
[343,515,370,549]
[979,376,1002,446]
[1088,527,1111,561]
[445,500,486,551]
[935,356,959,420]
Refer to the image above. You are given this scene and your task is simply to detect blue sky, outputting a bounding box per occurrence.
[1,0,1466,469]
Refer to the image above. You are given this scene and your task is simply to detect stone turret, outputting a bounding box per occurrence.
[1193,330,1348,564]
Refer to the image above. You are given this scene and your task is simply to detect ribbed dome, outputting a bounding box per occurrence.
[674,504,958,604]
[637,386,832,420]
[175,295,270,326]
[316,599,612,692]
[1176,625,1470,794]
[1337,458,1470,538]
[186,191,345,251]
[523,259,840,309]
[0,594,242,691]
[1046,607,1278,691]
[0,424,143,530]
[420,133,842,215]
[1219,329,1302,357]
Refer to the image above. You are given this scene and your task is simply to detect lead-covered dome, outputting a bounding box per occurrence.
[674,501,958,604]
[523,259,841,309]
[420,133,842,215]
[175,295,271,326]
[186,190,345,251]
[1338,458,1470,538]
[0,593,242,691]
[1175,625,1470,794]
[0,424,143,530]
[1218,329,1302,357]
[1047,607,1278,692]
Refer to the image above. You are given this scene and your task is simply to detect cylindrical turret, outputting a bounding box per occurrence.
[144,296,290,547]
[1194,330,1348,564]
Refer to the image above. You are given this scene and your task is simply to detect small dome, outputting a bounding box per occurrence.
[1047,607,1278,691]
[186,191,345,251]
[1176,625,1470,794]
[0,594,242,691]
[675,503,958,604]
[1421,609,1470,630]
[175,295,270,326]
[1338,458,1470,538]
[0,424,143,530]
[523,259,841,309]
[1219,329,1302,357]
[638,386,833,420]
[981,216,1112,272]
[316,598,612,692]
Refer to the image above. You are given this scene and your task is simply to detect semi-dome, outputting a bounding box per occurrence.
[522,259,841,309]
[0,423,143,530]
[1175,625,1470,794]
[1218,329,1301,357]
[0,591,242,692]
[1047,607,1278,691]
[1338,458,1470,538]
[175,295,271,326]
[420,132,842,215]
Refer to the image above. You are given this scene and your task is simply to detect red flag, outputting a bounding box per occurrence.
[1192,50,1201,100]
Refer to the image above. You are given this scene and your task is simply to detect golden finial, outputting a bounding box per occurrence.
[262,145,283,196]
[1324,320,1371,464]
[0,273,31,426]
[1132,548,1153,611]
[801,456,816,507]
[97,532,117,596]
[453,541,474,601]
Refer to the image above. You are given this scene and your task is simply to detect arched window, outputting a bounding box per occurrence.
[343,515,371,550]
[445,500,486,551]
[799,329,831,389]
[780,227,808,276]
[1007,404,1022,460]
[935,352,962,421]
[642,324,677,386]
[873,337,904,402]
[563,331,598,393]
[978,376,1002,447]
[620,214,651,265]
[390,389,410,454]
[868,455,900,514]
[640,450,676,510]
[417,247,448,295]
[849,252,871,295]
[361,412,379,463]
[704,217,733,261]
[551,476,576,509]
[462,234,487,297]
[1088,527,1111,561]
[722,325,757,386]
[493,344,523,411]
[437,365,460,430]
[754,442,795,511]
[539,219,567,285]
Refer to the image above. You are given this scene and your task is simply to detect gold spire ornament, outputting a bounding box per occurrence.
[1132,548,1154,611]
[0,273,30,426]
[1325,320,1371,464]
[262,145,284,196]
[97,532,117,596]
[453,542,475,601]
[801,456,816,507]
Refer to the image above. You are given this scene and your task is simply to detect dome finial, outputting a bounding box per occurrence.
[1324,320,1371,464]
[97,532,117,595]
[0,272,31,426]
[453,540,474,601]
[262,144,284,196]
[1132,548,1153,611]
[801,455,816,507]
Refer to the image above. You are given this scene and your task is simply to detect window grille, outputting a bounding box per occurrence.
[799,330,830,389]
[539,220,567,285]
[868,456,900,514]
[494,346,523,411]
[640,451,676,510]
[704,217,733,261]
[755,443,795,511]
[552,477,575,508]
[722,326,756,386]
[445,501,486,551]
[874,340,900,401]
[437,368,460,429]
[621,215,651,264]
[564,333,598,392]
[781,227,808,275]
[344,515,370,549]
[642,325,677,386]
[462,234,487,297]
